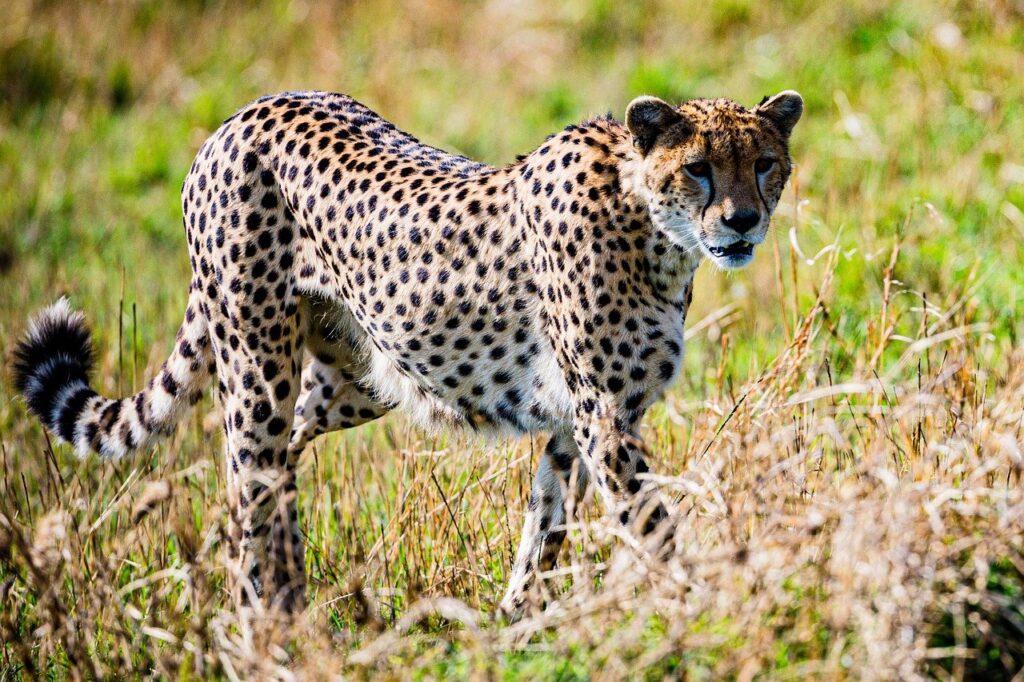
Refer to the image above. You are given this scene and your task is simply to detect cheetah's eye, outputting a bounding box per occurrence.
[754,157,776,174]
[684,161,711,179]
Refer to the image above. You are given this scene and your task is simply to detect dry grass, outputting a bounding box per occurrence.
[2,0,1024,679]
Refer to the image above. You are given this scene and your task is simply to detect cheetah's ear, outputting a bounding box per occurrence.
[755,90,804,138]
[626,96,684,154]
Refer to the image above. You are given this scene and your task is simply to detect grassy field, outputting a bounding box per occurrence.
[2,0,1024,678]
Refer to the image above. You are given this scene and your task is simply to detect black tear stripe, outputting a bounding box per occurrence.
[756,177,770,215]
[699,130,716,221]
[701,177,716,221]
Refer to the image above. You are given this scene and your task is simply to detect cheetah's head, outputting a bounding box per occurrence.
[624,91,803,270]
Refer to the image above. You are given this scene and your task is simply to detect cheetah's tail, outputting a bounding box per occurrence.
[13,288,213,459]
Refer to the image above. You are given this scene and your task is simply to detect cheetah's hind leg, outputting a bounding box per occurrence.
[289,297,391,457]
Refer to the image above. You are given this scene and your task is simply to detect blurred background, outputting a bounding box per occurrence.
[2,1,1024,676]
[1,0,1022,371]
[0,0,1021,395]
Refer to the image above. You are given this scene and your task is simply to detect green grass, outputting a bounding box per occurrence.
[2,0,1024,678]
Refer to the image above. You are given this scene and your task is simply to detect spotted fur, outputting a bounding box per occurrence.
[13,89,802,615]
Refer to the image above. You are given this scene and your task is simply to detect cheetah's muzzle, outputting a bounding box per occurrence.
[706,241,754,259]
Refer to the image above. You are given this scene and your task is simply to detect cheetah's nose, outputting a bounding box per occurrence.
[721,209,761,234]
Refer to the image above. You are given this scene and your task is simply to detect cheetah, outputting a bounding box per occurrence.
[14,89,803,616]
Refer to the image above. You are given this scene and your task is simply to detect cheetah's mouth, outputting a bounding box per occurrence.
[706,241,754,259]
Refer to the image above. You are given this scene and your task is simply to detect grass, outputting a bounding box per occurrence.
[2,0,1024,678]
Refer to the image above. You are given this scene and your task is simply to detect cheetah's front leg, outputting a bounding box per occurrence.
[574,412,670,541]
[501,427,589,619]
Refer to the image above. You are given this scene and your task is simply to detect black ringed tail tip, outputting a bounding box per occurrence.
[13,297,98,441]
